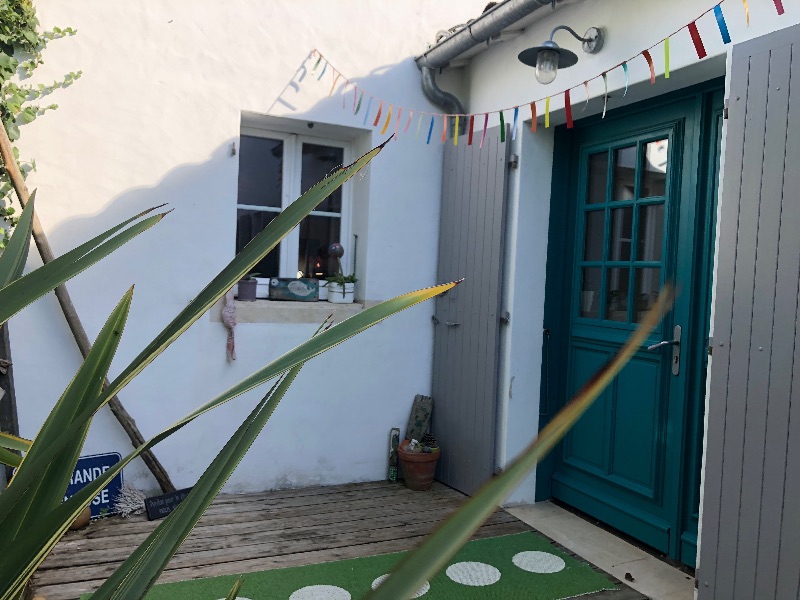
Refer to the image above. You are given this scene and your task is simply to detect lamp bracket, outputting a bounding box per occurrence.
[548,25,604,55]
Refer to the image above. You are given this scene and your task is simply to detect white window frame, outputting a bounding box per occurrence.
[238,126,354,278]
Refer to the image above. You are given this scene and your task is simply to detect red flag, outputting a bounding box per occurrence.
[530,102,537,132]
[773,0,785,14]
[565,89,573,129]
[468,115,475,145]
[642,49,656,84]
[688,22,707,59]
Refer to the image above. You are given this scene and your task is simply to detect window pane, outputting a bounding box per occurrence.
[237,136,283,208]
[638,204,664,262]
[584,210,605,261]
[613,145,637,201]
[587,152,608,204]
[635,268,661,322]
[301,143,344,213]
[641,139,668,197]
[580,268,602,319]
[605,267,630,322]
[236,209,280,277]
[609,207,633,262]
[298,215,341,278]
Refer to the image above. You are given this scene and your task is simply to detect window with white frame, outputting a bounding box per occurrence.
[236,128,352,280]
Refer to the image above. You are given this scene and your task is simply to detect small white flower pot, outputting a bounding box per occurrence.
[327,282,355,304]
[318,280,329,301]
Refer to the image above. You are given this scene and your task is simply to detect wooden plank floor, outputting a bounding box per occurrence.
[32,481,642,600]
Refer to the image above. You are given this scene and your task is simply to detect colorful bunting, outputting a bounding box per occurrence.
[354,90,364,115]
[395,107,402,138]
[404,110,413,134]
[512,107,519,141]
[642,50,656,84]
[362,97,373,126]
[688,22,707,59]
[565,89,573,129]
[545,97,551,128]
[715,5,732,44]
[381,104,392,135]
[468,115,475,145]
[622,62,629,97]
[583,81,590,112]
[305,0,785,149]
[329,73,341,96]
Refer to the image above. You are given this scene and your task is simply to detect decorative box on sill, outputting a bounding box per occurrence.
[267,278,319,302]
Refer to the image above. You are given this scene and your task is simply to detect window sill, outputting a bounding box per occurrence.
[211,299,364,324]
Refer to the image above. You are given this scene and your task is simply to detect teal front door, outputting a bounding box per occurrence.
[543,87,722,566]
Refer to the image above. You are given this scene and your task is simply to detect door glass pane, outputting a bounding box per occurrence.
[641,139,668,197]
[613,145,637,201]
[584,210,605,261]
[605,268,630,322]
[638,204,664,261]
[301,143,344,212]
[635,268,661,322]
[298,215,341,278]
[237,136,283,208]
[587,152,608,204]
[580,268,601,319]
[236,209,280,277]
[609,208,633,261]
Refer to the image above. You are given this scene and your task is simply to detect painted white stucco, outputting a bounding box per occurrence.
[447,0,800,504]
[10,0,487,494]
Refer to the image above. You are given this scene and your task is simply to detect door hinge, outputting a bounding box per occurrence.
[500,311,510,325]
[508,154,519,169]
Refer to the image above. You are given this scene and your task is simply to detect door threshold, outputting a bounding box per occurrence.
[507,501,696,600]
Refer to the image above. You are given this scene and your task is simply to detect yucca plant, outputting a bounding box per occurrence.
[0,140,457,599]
[0,135,673,599]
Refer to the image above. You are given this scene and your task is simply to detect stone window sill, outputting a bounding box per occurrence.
[211,299,365,324]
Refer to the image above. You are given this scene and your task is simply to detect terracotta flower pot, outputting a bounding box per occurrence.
[397,440,440,491]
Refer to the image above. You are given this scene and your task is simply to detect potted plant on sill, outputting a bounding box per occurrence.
[397,434,440,491]
[236,273,258,301]
[326,273,357,304]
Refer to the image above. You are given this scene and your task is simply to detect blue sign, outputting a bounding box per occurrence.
[64,452,123,518]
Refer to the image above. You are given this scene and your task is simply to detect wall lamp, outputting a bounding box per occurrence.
[518,25,604,85]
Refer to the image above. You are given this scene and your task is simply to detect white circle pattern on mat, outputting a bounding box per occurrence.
[288,585,351,600]
[512,551,567,574]
[370,574,430,597]
[445,561,501,586]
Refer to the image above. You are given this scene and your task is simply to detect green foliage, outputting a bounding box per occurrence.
[0,0,79,246]
[0,140,459,600]
[326,273,358,284]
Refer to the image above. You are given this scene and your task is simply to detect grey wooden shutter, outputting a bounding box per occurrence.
[698,23,800,600]
[431,126,509,495]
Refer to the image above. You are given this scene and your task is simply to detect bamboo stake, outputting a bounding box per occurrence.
[0,126,175,493]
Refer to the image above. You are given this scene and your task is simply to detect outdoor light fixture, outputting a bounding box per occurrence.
[518,25,604,85]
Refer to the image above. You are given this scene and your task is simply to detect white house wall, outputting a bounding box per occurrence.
[10,0,487,493]
[458,0,800,503]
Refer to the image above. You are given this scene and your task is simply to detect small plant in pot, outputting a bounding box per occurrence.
[237,273,259,301]
[397,433,440,491]
[326,273,357,304]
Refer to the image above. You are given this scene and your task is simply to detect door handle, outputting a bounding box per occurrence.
[646,339,680,351]
[446,321,461,327]
[646,325,682,376]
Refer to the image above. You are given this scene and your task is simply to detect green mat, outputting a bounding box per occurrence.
[142,532,616,599]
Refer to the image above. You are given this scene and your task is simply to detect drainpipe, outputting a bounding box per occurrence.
[415,0,561,122]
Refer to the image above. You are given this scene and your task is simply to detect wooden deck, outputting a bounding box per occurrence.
[33,481,642,600]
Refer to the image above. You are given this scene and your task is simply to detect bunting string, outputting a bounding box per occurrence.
[303,0,784,146]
